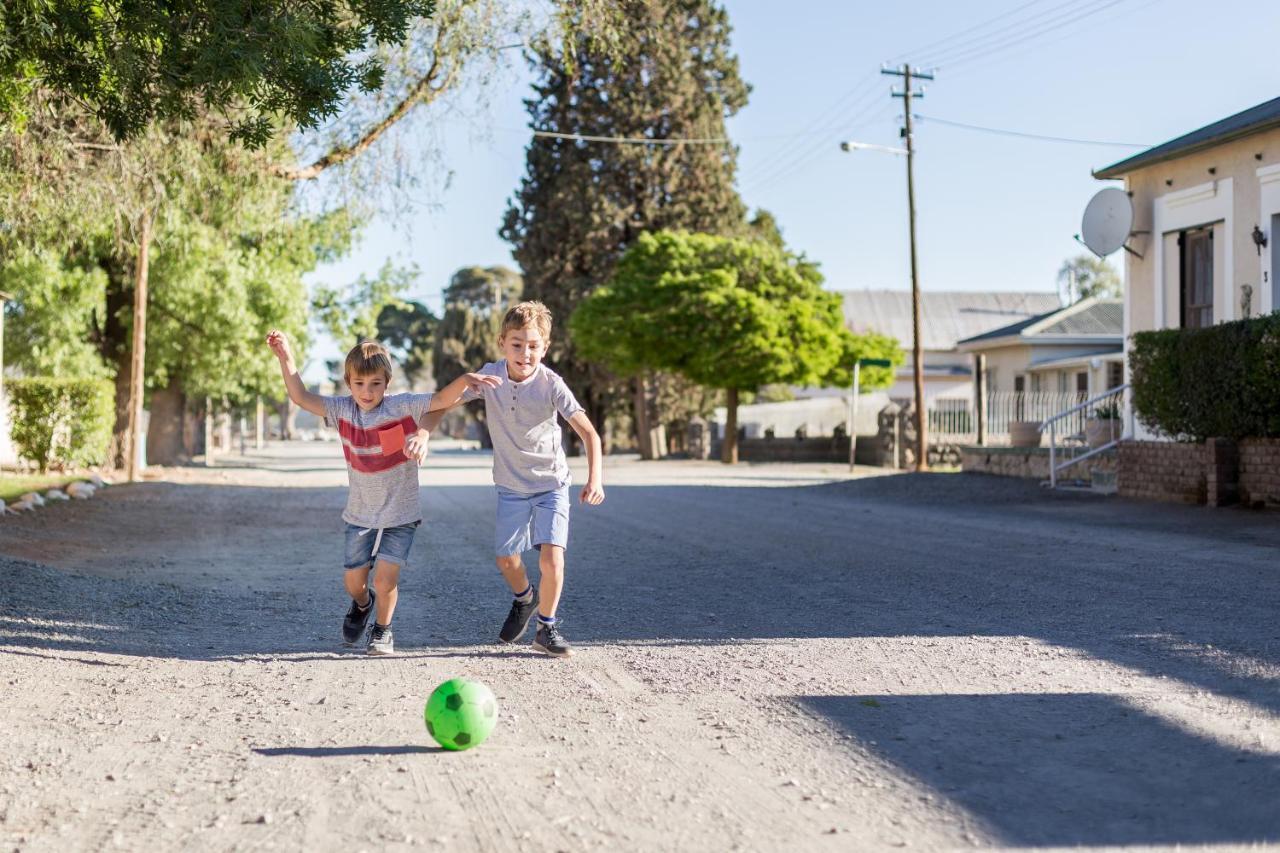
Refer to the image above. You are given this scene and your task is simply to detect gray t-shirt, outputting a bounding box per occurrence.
[464,361,585,494]
[323,392,434,528]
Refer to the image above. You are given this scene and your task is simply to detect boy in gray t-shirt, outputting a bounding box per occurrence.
[432,301,604,658]
[267,331,498,655]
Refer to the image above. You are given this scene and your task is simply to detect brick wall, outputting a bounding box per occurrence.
[961,447,1118,481]
[1119,441,1206,504]
[1239,438,1280,509]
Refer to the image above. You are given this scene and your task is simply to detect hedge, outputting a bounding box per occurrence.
[6,377,115,471]
[1129,313,1280,441]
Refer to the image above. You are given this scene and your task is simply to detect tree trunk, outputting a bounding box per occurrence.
[146,377,189,466]
[633,375,655,460]
[97,253,133,470]
[721,387,739,464]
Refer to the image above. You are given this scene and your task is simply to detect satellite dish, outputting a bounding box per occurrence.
[1080,188,1134,257]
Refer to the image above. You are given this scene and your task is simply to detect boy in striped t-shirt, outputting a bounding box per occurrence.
[267,331,499,655]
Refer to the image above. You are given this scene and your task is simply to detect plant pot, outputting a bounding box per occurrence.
[1085,417,1120,449]
[1009,420,1043,448]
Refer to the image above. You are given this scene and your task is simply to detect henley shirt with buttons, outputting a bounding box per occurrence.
[463,360,585,494]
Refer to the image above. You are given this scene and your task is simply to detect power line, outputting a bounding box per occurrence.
[925,0,1130,68]
[915,0,1108,67]
[885,0,1055,66]
[913,114,1150,147]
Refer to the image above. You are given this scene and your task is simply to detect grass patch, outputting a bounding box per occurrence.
[0,473,80,503]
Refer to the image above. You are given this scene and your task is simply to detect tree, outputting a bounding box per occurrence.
[312,262,419,350]
[1057,254,1121,304]
[501,0,750,455]
[0,97,350,465]
[432,266,523,443]
[571,230,885,463]
[377,301,439,389]
[0,1,435,147]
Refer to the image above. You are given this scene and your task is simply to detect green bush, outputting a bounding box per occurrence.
[1130,313,1280,441]
[6,377,114,471]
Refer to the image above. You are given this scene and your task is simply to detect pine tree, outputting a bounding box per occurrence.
[501,0,749,453]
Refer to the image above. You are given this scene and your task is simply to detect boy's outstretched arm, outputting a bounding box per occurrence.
[265,330,326,417]
[427,372,502,411]
[568,411,605,505]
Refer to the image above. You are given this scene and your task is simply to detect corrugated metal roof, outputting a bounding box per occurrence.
[1038,299,1122,335]
[958,298,1122,345]
[1095,97,1280,178]
[841,290,1061,352]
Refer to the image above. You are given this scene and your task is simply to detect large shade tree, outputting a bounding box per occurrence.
[501,0,750,455]
[571,230,899,463]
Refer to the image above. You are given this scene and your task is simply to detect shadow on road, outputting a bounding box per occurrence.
[797,692,1280,846]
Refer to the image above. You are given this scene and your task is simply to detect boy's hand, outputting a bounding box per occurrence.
[405,428,430,465]
[579,479,605,506]
[462,372,503,393]
[266,330,293,363]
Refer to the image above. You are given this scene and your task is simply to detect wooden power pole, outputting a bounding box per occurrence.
[125,210,152,483]
[883,63,934,472]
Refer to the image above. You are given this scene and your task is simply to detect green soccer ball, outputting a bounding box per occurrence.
[424,678,499,751]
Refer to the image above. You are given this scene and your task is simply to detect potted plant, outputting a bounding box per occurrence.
[1085,400,1122,449]
[1009,420,1042,448]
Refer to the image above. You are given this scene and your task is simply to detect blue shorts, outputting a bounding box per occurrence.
[343,521,419,570]
[495,486,570,557]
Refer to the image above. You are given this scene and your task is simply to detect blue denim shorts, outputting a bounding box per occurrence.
[343,521,419,570]
[495,486,570,557]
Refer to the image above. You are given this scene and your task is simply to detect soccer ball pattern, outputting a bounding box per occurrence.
[424,678,499,751]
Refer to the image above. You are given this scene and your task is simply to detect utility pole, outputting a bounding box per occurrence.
[882,63,933,472]
[125,209,152,483]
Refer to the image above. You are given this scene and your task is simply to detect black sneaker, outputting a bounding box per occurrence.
[499,590,539,644]
[342,589,376,646]
[367,623,394,656]
[532,622,573,658]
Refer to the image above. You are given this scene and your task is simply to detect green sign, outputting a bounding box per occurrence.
[857,358,893,368]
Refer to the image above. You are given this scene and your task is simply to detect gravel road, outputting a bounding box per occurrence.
[1,442,1278,852]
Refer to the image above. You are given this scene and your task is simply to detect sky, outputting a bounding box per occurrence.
[301,0,1280,378]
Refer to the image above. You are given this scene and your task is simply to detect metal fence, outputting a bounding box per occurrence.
[926,392,1093,444]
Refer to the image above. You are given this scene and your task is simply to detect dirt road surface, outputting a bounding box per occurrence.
[2,442,1278,851]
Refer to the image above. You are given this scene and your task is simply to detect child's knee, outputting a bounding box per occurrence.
[495,554,523,572]
[539,545,565,570]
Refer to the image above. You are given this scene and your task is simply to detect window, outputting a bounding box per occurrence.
[1179,226,1213,328]
[1107,362,1124,389]
[1076,371,1088,393]
[1057,372,1068,393]
[1030,373,1042,393]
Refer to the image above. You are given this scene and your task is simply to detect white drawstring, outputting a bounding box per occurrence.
[358,527,385,560]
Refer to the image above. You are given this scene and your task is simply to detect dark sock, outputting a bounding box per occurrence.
[356,592,372,610]
[374,622,390,631]
[515,584,533,603]
[537,614,556,627]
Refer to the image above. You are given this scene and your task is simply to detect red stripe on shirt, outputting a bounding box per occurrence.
[343,444,414,474]
[337,416,418,449]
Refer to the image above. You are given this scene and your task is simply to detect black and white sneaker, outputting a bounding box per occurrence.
[367,623,394,656]
[499,590,539,644]
[532,622,573,658]
[342,589,376,646]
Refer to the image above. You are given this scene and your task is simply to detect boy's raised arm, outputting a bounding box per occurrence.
[265,330,327,418]
[427,372,502,411]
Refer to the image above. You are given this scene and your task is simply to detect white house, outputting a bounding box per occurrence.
[1092,96,1280,434]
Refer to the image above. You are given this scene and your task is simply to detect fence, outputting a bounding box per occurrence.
[926,391,1091,444]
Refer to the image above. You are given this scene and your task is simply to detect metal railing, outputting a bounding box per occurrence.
[1045,384,1130,488]
[926,391,1092,444]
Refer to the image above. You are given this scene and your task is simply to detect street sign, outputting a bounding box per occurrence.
[858,358,893,368]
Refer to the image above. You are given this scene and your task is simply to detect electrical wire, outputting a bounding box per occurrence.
[914,114,1150,147]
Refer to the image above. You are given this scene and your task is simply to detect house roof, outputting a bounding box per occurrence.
[1094,96,1280,179]
[956,297,1123,348]
[841,290,1061,352]
[1027,350,1124,371]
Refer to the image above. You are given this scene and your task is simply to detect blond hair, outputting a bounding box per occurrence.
[500,300,553,339]
[344,340,393,383]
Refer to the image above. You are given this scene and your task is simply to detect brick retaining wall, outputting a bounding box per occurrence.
[1240,438,1280,509]
[1119,441,1206,504]
[961,447,1117,481]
